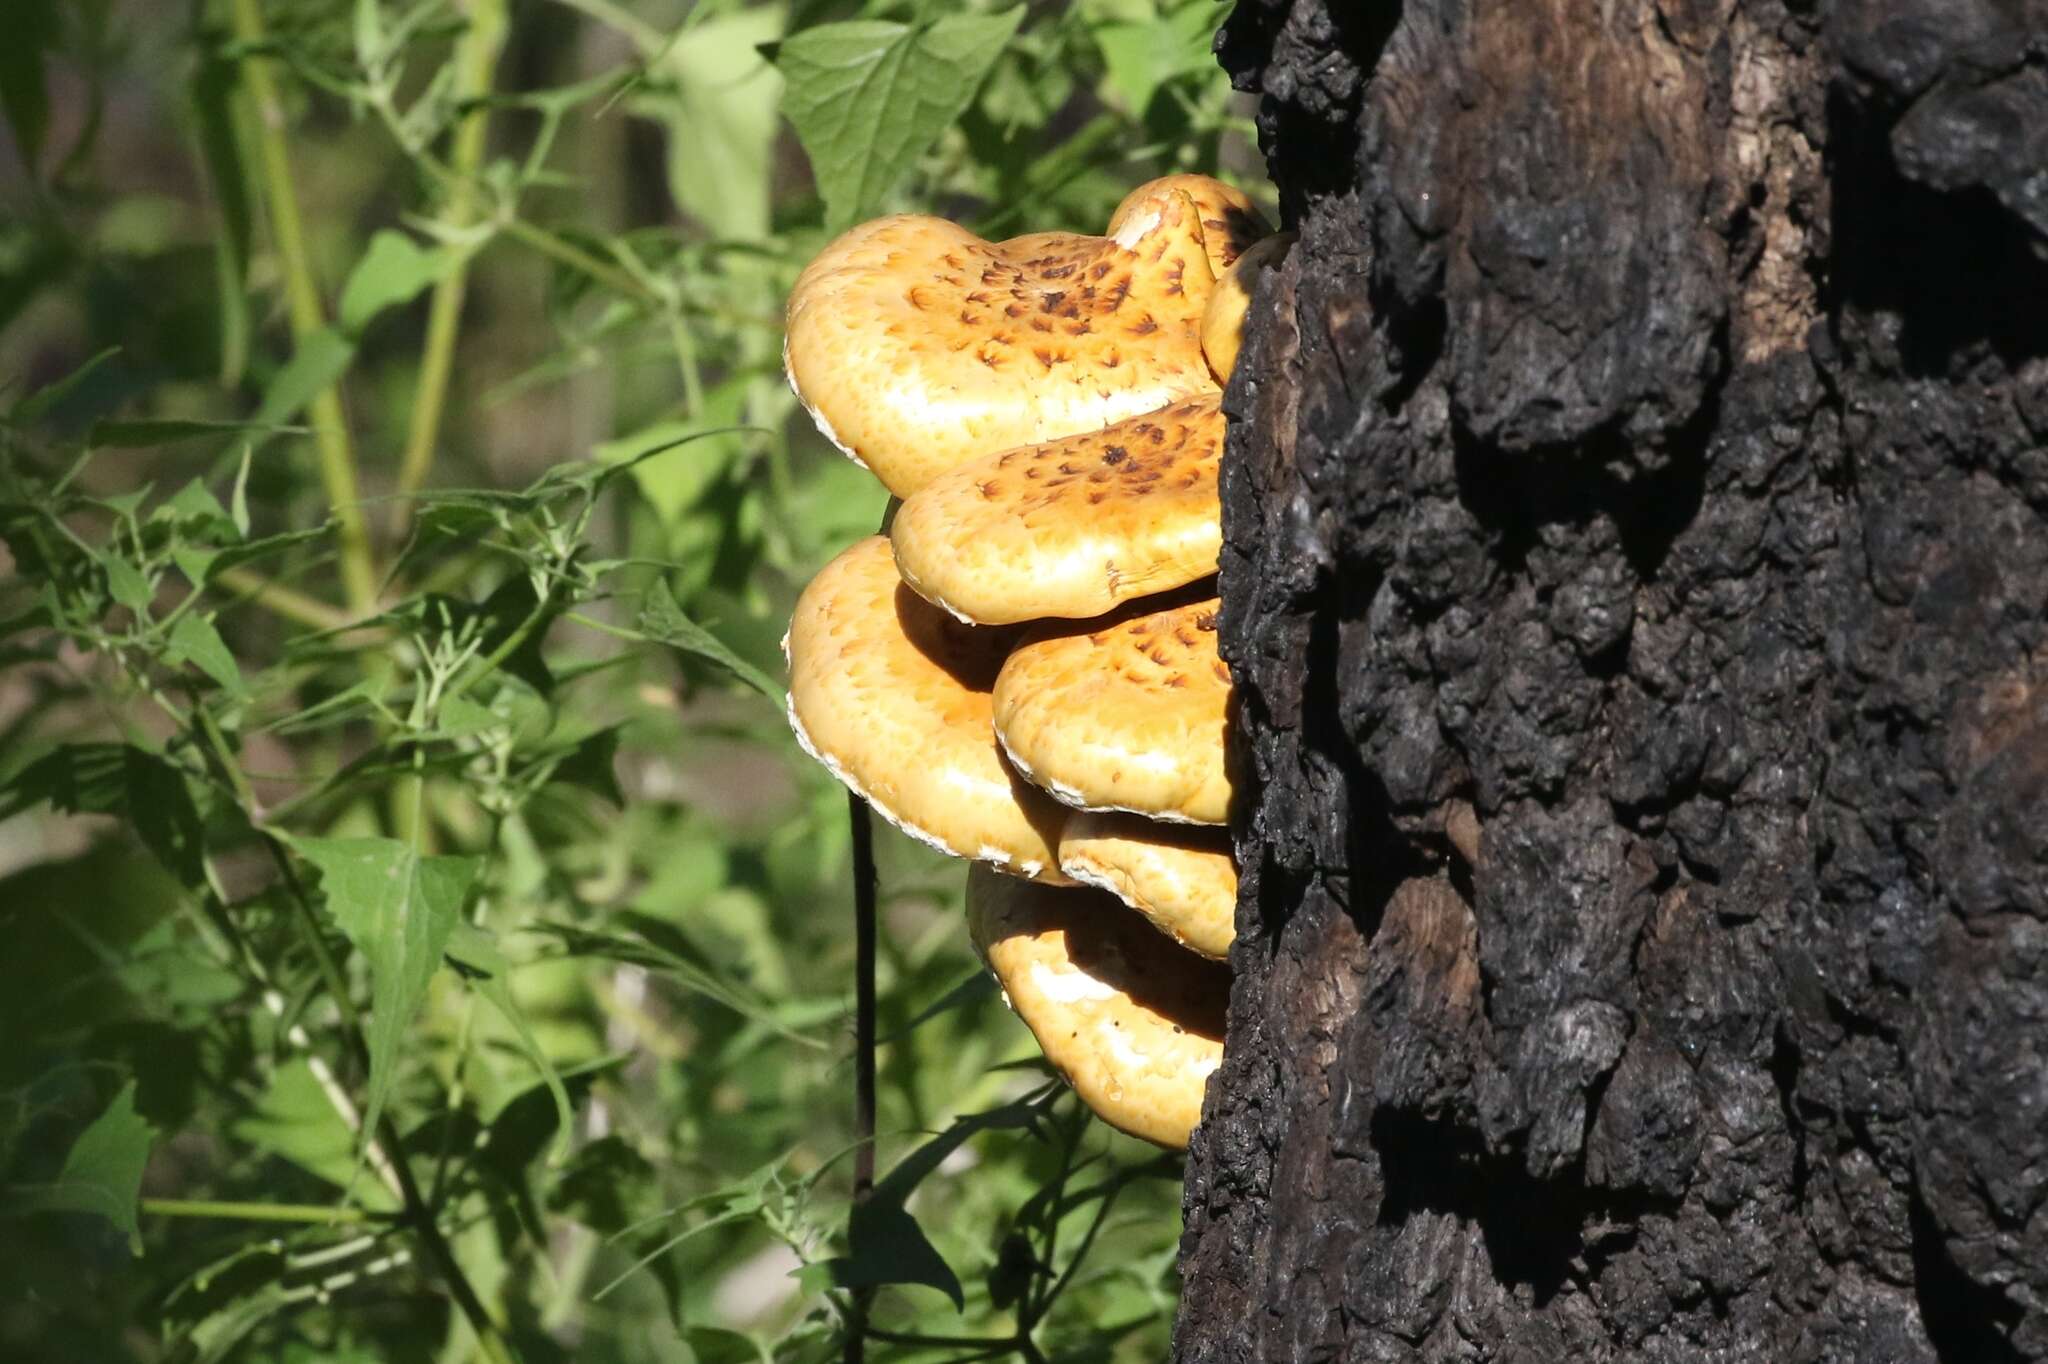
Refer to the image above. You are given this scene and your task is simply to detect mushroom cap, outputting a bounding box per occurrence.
[785,536,1072,882]
[966,865,1226,1148]
[1109,175,1272,279]
[992,597,1233,825]
[1058,812,1237,960]
[1199,232,1296,384]
[784,186,1222,499]
[889,395,1224,626]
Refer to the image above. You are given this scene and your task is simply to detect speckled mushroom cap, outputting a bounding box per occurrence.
[889,395,1223,625]
[992,597,1233,825]
[784,186,1222,499]
[1200,232,1295,384]
[1108,175,1272,280]
[1058,812,1237,960]
[966,865,1226,1149]
[785,536,1072,882]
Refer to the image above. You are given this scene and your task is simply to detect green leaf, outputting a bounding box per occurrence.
[595,386,749,526]
[229,1060,400,1211]
[775,8,1025,227]
[0,743,208,886]
[295,837,484,1153]
[635,577,781,700]
[256,328,356,427]
[1093,0,1219,116]
[657,7,786,242]
[101,553,153,612]
[159,478,234,533]
[165,613,246,698]
[8,1082,155,1253]
[444,921,574,1163]
[8,346,119,427]
[799,1092,1050,1308]
[338,230,460,334]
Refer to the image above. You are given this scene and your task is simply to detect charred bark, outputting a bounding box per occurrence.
[1182,1,2048,1360]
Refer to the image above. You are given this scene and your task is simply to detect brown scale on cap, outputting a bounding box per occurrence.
[784,185,1224,499]
[889,395,1224,625]
[784,536,1072,882]
[992,597,1234,826]
[1058,812,1237,961]
[966,866,1225,1149]
[1109,174,1272,280]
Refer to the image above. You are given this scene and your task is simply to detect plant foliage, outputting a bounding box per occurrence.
[0,1,1260,1360]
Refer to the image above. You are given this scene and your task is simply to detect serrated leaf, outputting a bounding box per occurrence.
[8,1081,155,1253]
[338,230,460,335]
[295,837,483,1154]
[444,921,573,1162]
[0,743,207,885]
[775,8,1025,228]
[165,613,246,697]
[635,577,780,700]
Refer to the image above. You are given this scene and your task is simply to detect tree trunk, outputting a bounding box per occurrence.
[1180,2,2048,1360]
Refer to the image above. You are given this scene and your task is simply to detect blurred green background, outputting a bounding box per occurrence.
[0,2,1264,1360]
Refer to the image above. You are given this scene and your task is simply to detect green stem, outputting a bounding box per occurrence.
[215,565,360,632]
[142,1198,383,1225]
[228,0,378,617]
[391,0,507,537]
[503,219,657,303]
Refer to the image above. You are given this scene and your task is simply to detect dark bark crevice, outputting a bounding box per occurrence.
[1180,0,2048,1359]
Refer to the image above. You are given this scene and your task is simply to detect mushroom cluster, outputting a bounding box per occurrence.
[782,176,1289,1149]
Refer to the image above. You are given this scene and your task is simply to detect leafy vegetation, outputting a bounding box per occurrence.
[0,1,1261,1359]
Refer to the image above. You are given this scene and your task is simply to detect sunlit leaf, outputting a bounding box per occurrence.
[338,230,461,334]
[775,8,1025,227]
[295,836,483,1155]
[1093,0,1220,116]
[659,7,786,242]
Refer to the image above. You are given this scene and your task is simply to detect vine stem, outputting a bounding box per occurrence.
[391,0,507,537]
[226,0,378,618]
[142,1198,384,1225]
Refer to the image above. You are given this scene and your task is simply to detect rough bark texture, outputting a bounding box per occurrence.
[1180,2,2048,1360]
